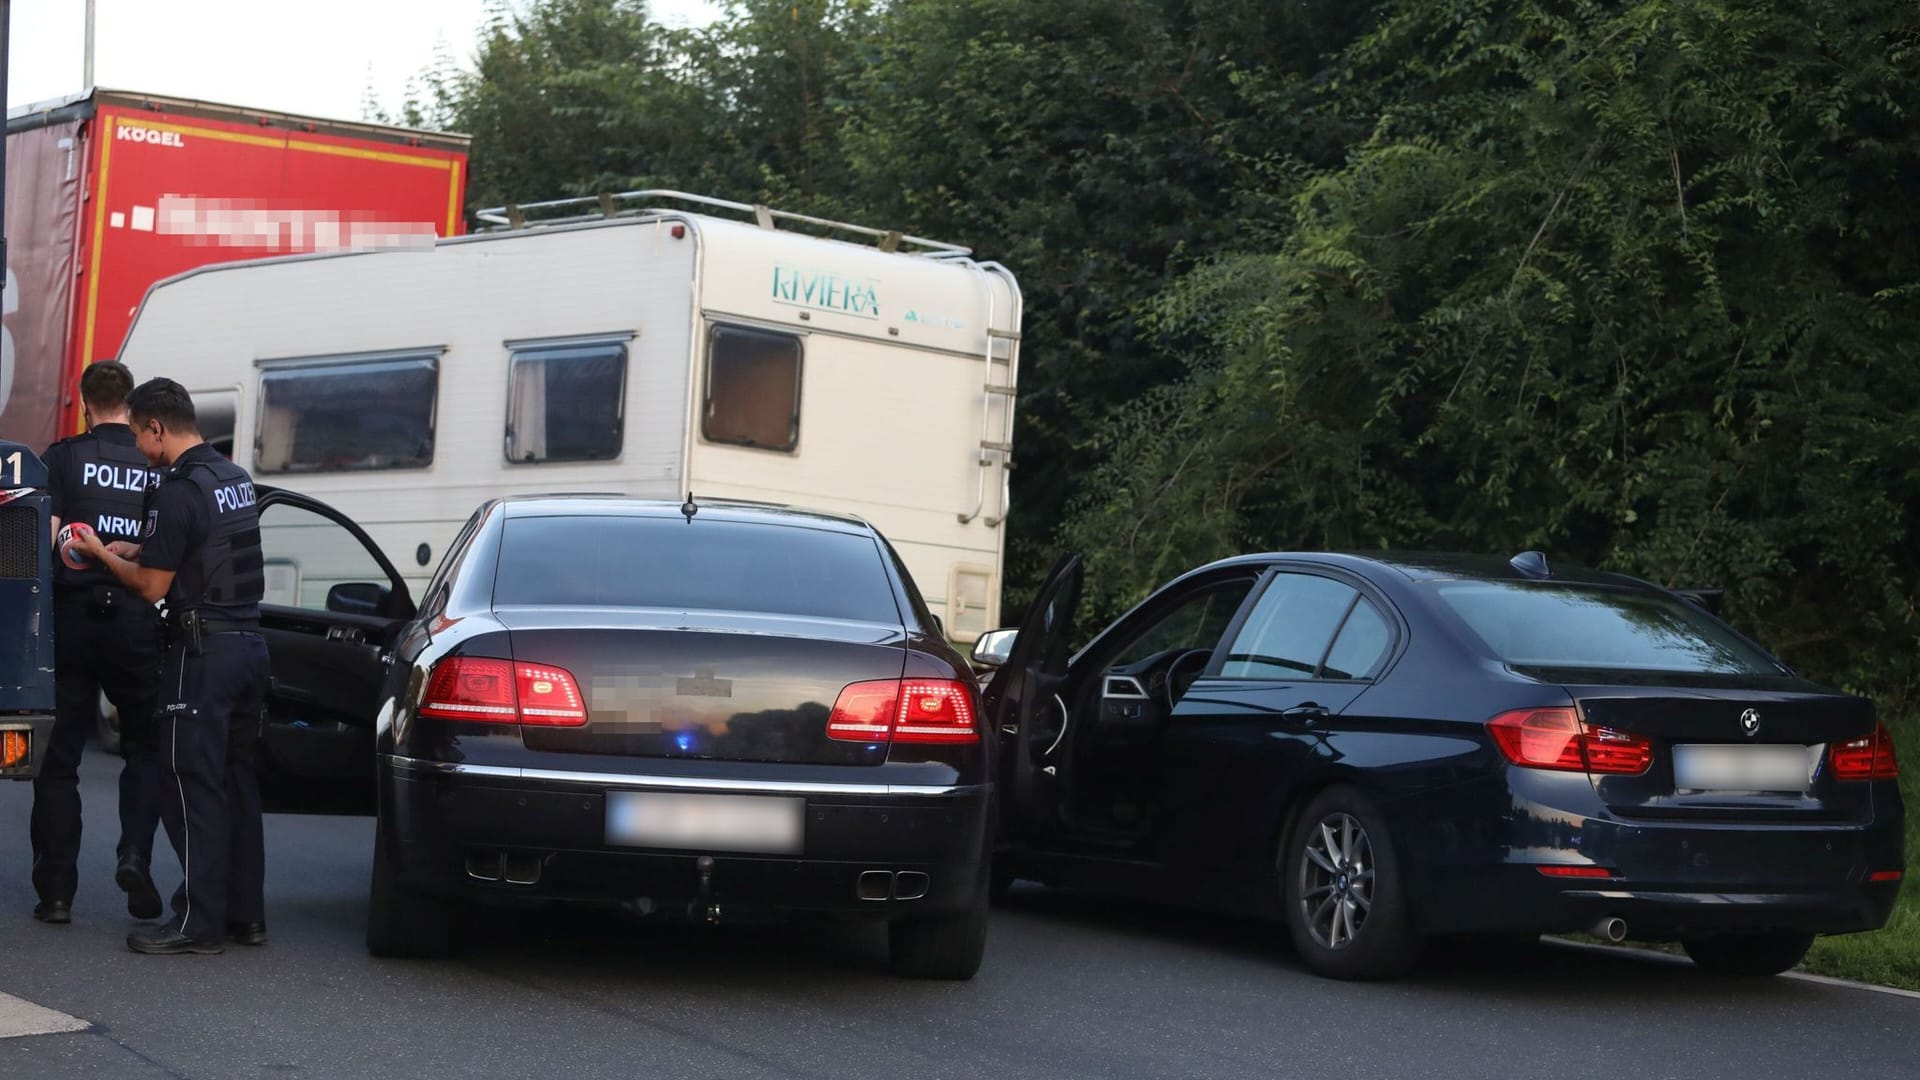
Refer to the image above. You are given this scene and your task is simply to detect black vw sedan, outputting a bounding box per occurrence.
[978,551,1905,980]
[253,494,993,977]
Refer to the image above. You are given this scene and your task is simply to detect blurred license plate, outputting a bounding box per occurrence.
[605,791,804,854]
[1672,744,1815,792]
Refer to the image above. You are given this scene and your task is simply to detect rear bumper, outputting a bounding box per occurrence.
[379,755,992,919]
[1401,771,1905,938]
[1,714,54,780]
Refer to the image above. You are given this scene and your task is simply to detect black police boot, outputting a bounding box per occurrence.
[227,922,268,947]
[116,854,164,921]
[127,924,224,955]
[33,900,72,925]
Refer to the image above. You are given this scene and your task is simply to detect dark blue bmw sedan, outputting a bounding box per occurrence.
[979,551,1904,980]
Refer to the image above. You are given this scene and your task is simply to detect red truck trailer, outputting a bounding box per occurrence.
[2,88,469,449]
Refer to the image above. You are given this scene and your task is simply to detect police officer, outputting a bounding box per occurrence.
[76,378,271,955]
[30,361,165,926]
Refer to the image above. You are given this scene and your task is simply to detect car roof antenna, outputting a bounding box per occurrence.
[1509,550,1551,579]
[682,491,698,523]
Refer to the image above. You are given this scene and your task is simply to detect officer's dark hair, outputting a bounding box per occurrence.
[79,361,135,413]
[127,377,199,435]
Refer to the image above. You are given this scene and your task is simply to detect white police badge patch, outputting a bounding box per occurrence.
[145,509,158,538]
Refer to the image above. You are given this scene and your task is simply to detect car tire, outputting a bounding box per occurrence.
[1281,785,1423,980]
[888,883,989,979]
[1682,932,1814,977]
[366,823,454,958]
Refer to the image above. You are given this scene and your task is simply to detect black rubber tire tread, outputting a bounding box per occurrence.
[888,885,990,979]
[1682,932,1815,977]
[1281,785,1424,980]
[366,822,455,958]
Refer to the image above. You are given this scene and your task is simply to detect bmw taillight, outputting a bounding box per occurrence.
[1535,865,1616,879]
[418,656,587,727]
[827,678,979,744]
[1487,708,1652,776]
[1830,723,1899,781]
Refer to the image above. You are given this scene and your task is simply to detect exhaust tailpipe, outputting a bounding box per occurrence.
[1591,916,1628,943]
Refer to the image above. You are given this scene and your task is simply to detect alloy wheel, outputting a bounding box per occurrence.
[1297,812,1375,950]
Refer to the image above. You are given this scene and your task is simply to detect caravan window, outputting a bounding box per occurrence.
[506,341,627,464]
[256,354,438,474]
[704,325,801,452]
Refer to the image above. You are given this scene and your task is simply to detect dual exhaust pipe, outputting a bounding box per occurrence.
[466,850,543,885]
[858,869,930,902]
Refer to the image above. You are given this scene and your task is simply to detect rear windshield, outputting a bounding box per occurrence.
[1430,581,1780,675]
[493,515,901,624]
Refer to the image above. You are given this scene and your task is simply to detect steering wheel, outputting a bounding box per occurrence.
[1163,648,1213,710]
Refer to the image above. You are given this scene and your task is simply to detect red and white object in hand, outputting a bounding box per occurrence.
[55,521,98,570]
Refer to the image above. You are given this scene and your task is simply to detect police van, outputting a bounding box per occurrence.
[113,192,1023,644]
[1,440,55,780]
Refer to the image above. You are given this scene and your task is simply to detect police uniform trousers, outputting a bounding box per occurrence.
[30,585,163,905]
[154,629,271,943]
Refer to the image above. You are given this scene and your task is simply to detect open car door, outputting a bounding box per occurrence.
[254,487,416,813]
[982,554,1082,838]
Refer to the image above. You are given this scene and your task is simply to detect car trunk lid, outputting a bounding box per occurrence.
[497,607,907,767]
[1554,674,1878,823]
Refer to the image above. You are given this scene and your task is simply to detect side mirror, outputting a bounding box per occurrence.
[326,581,390,617]
[969,628,1018,672]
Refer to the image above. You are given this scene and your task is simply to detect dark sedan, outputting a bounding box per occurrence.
[340,496,994,977]
[978,551,1905,980]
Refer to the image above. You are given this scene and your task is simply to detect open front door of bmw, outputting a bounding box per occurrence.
[982,554,1082,850]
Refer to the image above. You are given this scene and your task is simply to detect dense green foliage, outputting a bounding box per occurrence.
[376,0,1920,712]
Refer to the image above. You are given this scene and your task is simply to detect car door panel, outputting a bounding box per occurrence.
[1155,570,1399,874]
[255,488,414,813]
[1159,678,1370,872]
[1044,573,1262,859]
[982,553,1083,843]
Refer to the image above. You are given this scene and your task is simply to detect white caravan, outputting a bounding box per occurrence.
[115,192,1021,641]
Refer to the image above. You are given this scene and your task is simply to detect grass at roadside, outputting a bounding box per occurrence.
[1802,716,1919,991]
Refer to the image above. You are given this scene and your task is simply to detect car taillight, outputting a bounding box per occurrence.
[516,665,589,726]
[1487,708,1652,776]
[826,680,899,741]
[1830,723,1899,780]
[893,681,979,743]
[1535,865,1616,879]
[827,678,979,745]
[418,656,587,727]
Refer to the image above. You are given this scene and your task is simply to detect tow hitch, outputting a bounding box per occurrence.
[689,855,722,925]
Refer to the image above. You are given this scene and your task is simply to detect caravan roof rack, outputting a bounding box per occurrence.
[471,189,973,256]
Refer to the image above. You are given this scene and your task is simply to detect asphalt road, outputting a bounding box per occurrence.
[3,747,1916,1080]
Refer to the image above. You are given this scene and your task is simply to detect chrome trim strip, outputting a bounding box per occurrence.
[385,756,975,797]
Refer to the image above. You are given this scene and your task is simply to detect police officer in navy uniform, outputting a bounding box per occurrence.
[30,361,166,926]
[76,378,272,955]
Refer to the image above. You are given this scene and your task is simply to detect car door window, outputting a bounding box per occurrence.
[1219,573,1361,679]
[1320,597,1392,679]
[258,500,401,615]
[1111,579,1258,670]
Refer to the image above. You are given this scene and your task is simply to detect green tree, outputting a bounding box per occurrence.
[841,0,1378,601]
[1066,0,1920,706]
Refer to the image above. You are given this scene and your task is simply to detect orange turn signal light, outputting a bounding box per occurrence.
[1,730,29,769]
